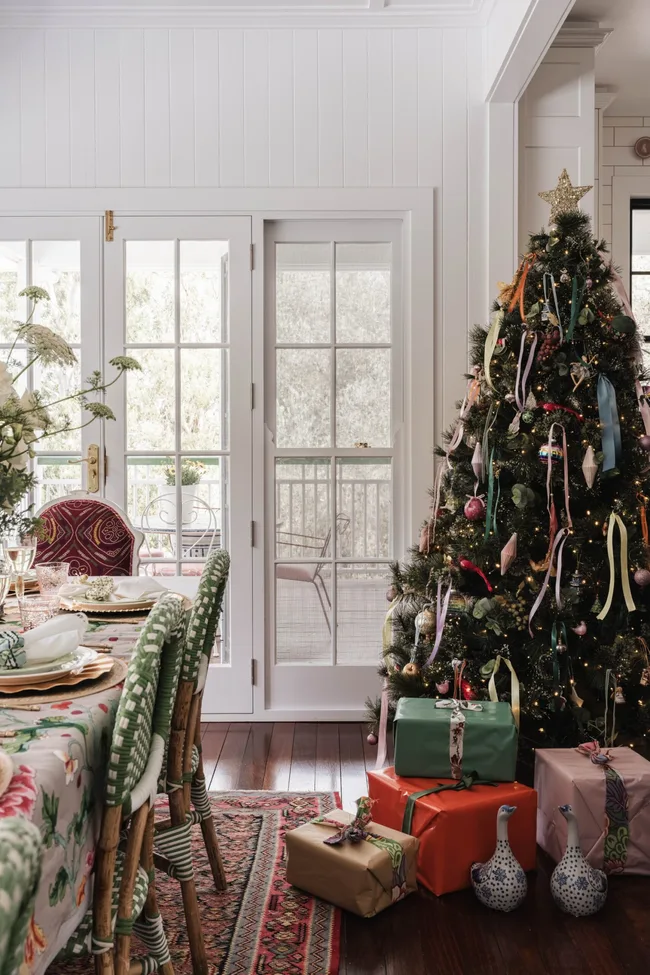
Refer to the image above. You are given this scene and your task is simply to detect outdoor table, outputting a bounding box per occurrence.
[0,577,197,975]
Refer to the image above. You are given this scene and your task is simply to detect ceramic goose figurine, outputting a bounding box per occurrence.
[471,804,527,911]
[550,804,607,916]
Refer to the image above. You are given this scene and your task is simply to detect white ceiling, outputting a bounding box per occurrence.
[570,0,650,115]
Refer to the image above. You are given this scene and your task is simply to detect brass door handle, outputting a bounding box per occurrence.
[67,444,100,493]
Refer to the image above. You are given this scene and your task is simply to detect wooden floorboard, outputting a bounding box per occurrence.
[202,721,650,975]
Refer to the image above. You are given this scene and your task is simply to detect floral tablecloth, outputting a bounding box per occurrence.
[0,620,145,975]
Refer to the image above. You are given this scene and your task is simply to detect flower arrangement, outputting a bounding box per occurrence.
[0,286,140,536]
[163,458,206,487]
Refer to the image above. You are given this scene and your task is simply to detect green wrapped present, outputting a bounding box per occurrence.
[394,697,518,782]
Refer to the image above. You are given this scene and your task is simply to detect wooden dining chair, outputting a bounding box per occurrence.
[151,549,230,975]
[57,592,187,975]
[0,816,43,975]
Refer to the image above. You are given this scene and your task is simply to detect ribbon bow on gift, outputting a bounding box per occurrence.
[0,630,26,670]
[402,771,496,834]
[576,741,613,767]
[434,699,483,713]
[321,796,375,846]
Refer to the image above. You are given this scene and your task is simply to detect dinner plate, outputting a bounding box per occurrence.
[0,655,116,695]
[0,646,99,684]
[59,595,159,614]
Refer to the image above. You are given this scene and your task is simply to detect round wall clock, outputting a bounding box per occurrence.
[634,136,650,159]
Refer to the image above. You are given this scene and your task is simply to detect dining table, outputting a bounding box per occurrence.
[0,576,198,975]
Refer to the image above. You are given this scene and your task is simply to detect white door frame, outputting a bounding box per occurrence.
[0,188,434,720]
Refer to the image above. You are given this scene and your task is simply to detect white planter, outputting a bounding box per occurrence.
[181,484,198,525]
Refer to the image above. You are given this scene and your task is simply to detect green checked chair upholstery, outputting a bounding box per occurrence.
[60,592,186,975]
[151,550,230,975]
[0,816,43,975]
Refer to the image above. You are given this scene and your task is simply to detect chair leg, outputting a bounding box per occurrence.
[168,790,209,975]
[192,721,227,891]
[139,809,175,975]
[312,577,332,633]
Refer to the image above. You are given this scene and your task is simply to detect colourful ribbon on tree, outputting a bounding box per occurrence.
[597,374,622,475]
[487,654,520,729]
[543,272,563,340]
[483,446,499,543]
[567,275,587,342]
[528,528,569,635]
[424,579,453,667]
[484,311,504,390]
[510,332,538,433]
[597,513,636,620]
[508,253,535,321]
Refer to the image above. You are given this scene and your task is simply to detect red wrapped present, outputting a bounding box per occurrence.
[367,766,537,896]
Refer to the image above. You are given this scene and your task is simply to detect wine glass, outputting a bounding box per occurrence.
[1,536,37,599]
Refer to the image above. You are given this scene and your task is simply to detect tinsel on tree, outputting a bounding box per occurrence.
[369,171,650,766]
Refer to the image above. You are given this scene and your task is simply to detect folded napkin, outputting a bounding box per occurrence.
[60,577,166,603]
[0,613,88,670]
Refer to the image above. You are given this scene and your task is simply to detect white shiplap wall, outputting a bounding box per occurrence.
[600,115,650,251]
[0,26,471,191]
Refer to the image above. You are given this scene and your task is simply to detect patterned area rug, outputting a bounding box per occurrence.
[49,791,341,975]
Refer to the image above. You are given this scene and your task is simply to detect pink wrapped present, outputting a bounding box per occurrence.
[535,744,650,875]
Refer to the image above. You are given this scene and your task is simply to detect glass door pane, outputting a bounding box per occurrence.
[104,216,252,714]
[267,220,402,712]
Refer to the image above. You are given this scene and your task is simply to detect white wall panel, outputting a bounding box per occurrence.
[293,30,319,187]
[194,29,219,187]
[45,31,71,186]
[20,30,46,187]
[317,29,343,187]
[0,25,468,193]
[244,30,269,187]
[144,30,171,187]
[119,30,145,187]
[94,30,121,187]
[170,30,195,187]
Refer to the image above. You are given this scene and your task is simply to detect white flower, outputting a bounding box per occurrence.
[9,440,29,470]
[0,363,14,408]
[21,325,77,367]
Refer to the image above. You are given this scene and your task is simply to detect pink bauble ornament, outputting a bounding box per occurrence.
[436,680,450,694]
[367,733,378,745]
[572,621,587,637]
[639,435,650,451]
[464,496,486,521]
[634,568,650,588]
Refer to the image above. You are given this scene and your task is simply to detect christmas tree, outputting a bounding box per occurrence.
[369,171,650,766]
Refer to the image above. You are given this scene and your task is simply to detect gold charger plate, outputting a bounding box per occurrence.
[0,656,115,694]
[59,596,158,614]
[0,657,128,707]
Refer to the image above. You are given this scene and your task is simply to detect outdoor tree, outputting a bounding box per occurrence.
[369,171,650,765]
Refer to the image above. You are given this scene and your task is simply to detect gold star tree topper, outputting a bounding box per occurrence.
[538,168,593,223]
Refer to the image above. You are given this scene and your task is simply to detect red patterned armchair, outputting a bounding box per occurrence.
[34,493,144,577]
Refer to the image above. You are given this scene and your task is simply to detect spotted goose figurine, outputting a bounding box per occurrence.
[550,804,607,916]
[471,804,527,911]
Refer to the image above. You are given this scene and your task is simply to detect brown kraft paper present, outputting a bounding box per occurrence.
[285,808,419,917]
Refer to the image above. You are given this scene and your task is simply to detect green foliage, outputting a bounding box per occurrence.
[163,457,206,486]
[377,209,650,763]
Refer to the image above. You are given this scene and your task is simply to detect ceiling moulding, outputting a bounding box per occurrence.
[552,21,613,51]
[595,86,617,112]
[0,0,488,29]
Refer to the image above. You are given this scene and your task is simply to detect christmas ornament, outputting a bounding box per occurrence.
[569,571,583,588]
[581,445,598,489]
[511,483,535,508]
[464,495,486,521]
[458,557,493,593]
[570,683,584,708]
[537,326,561,362]
[590,596,603,614]
[471,805,528,913]
[572,621,587,637]
[494,337,507,355]
[538,169,593,223]
[570,356,595,391]
[586,277,593,290]
[415,606,437,638]
[521,410,534,424]
[448,590,473,615]
[460,679,475,700]
[540,402,584,422]
[471,441,483,482]
[560,269,570,284]
[366,733,378,745]
[614,686,626,705]
[500,533,517,575]
[611,314,636,334]
[634,568,650,588]
[402,662,420,677]
[538,439,563,465]
[639,435,650,451]
[436,680,450,694]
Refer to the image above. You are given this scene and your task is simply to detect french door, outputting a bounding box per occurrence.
[265,219,403,713]
[103,216,253,714]
[0,217,101,506]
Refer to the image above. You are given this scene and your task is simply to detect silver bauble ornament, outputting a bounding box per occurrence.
[634,568,650,588]
[639,435,650,451]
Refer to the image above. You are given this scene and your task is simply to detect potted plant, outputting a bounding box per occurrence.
[0,286,140,537]
[162,458,206,524]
